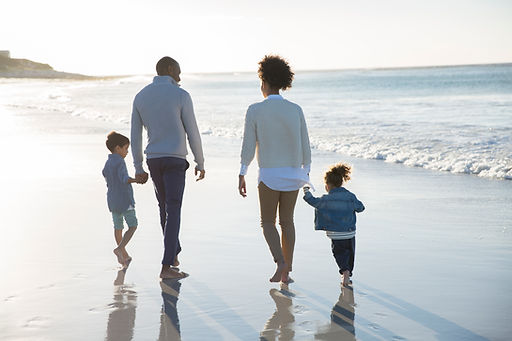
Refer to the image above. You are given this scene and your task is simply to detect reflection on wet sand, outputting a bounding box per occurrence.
[315,286,356,341]
[106,269,137,341]
[260,284,296,341]
[158,279,182,341]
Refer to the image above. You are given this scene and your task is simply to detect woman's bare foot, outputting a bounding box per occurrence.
[113,248,125,266]
[280,270,295,283]
[270,262,287,282]
[342,270,351,286]
[160,266,187,279]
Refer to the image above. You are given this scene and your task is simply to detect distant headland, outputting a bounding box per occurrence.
[0,50,92,79]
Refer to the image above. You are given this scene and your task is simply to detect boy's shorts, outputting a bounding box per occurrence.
[112,209,138,230]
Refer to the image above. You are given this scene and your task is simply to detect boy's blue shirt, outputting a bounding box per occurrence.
[303,187,365,232]
[102,153,135,213]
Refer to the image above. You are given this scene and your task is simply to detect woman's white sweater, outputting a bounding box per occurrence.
[240,97,311,169]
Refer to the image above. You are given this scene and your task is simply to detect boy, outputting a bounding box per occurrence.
[102,131,138,267]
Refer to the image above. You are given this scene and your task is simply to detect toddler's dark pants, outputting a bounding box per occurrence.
[331,237,355,276]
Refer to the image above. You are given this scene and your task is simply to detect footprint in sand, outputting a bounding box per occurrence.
[4,295,17,302]
[374,312,388,318]
[368,322,380,330]
[23,316,50,329]
[37,284,56,290]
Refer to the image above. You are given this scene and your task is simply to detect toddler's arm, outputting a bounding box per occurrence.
[303,188,322,208]
[354,196,365,213]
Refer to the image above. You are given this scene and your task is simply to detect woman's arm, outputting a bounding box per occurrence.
[299,107,312,167]
[240,107,257,167]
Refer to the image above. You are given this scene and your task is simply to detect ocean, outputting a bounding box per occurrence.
[1,63,511,180]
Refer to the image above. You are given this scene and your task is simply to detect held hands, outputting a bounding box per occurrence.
[238,175,247,198]
[135,172,149,184]
[195,167,206,181]
[303,186,311,194]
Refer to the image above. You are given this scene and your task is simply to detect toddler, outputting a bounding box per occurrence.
[303,163,365,286]
[102,131,138,267]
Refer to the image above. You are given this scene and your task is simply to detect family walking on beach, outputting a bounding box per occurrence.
[102,55,364,286]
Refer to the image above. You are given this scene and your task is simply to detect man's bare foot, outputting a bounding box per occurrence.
[342,270,351,286]
[173,256,180,267]
[270,262,287,282]
[113,248,124,266]
[124,257,132,268]
[160,267,187,279]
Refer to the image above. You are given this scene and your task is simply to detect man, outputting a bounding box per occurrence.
[131,56,205,279]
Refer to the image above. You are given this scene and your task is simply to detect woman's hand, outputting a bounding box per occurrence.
[238,175,247,197]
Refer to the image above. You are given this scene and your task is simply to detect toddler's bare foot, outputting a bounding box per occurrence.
[113,248,125,266]
[270,262,287,282]
[342,270,350,286]
[160,267,187,279]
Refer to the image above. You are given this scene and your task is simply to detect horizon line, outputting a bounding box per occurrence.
[94,61,512,78]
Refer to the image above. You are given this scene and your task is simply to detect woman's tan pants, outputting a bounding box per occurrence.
[258,182,299,272]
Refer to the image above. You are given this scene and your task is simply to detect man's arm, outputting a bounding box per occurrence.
[130,101,146,176]
[181,92,205,177]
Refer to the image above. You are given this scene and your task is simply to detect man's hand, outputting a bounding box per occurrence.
[195,167,205,181]
[238,175,247,197]
[136,172,149,184]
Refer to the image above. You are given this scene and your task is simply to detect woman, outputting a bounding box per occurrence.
[238,55,312,283]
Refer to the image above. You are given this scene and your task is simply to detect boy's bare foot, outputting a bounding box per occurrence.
[342,270,351,286]
[160,267,187,279]
[270,262,287,282]
[113,248,125,266]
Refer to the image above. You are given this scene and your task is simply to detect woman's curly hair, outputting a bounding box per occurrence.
[258,55,294,90]
[324,163,352,187]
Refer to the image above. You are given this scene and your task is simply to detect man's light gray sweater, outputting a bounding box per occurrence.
[131,76,205,174]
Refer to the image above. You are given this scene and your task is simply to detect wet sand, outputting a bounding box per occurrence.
[1,104,511,340]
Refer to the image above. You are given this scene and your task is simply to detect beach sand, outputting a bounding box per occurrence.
[1,103,511,341]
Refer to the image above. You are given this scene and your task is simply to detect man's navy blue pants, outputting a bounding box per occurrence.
[147,157,189,266]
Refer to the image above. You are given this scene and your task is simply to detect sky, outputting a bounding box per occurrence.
[2,0,512,76]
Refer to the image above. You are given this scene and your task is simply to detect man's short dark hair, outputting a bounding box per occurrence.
[106,131,129,152]
[156,56,178,75]
[258,55,294,90]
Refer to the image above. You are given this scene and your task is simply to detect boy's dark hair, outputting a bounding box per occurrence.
[106,131,129,152]
[156,56,178,75]
[258,55,294,90]
[324,163,352,187]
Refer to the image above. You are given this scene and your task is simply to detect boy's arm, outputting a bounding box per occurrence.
[303,191,323,208]
[117,162,132,184]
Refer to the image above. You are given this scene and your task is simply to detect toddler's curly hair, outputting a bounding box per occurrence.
[324,163,352,187]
